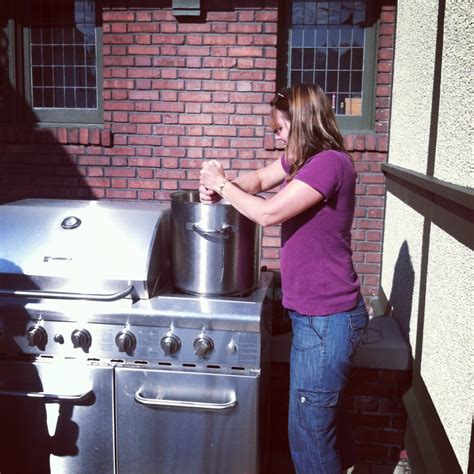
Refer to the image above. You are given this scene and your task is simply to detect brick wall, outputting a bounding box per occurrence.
[0,1,396,301]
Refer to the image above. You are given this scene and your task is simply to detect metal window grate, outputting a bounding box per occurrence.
[29,0,97,110]
[289,0,366,116]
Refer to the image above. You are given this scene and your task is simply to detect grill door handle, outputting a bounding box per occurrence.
[0,283,134,301]
[134,390,238,411]
[0,387,93,402]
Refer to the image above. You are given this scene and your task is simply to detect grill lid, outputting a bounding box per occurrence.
[0,199,170,300]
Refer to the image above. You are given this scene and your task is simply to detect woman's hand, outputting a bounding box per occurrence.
[199,184,221,204]
[199,160,227,201]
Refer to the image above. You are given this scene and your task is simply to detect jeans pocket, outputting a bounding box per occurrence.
[290,312,328,351]
[348,310,369,355]
[297,389,339,432]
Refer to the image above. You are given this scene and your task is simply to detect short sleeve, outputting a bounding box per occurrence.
[294,151,343,200]
[280,154,290,174]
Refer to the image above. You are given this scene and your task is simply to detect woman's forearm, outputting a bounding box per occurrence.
[231,170,263,195]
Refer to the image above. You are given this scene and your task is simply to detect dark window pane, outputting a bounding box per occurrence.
[76,67,85,87]
[87,89,97,108]
[54,88,65,107]
[303,27,315,47]
[52,28,63,44]
[315,70,326,90]
[32,67,43,86]
[29,0,98,112]
[293,1,304,25]
[292,48,303,69]
[65,66,74,86]
[291,70,302,84]
[302,71,313,83]
[86,47,96,66]
[341,2,354,25]
[315,48,326,69]
[340,25,352,47]
[327,71,337,92]
[287,0,371,120]
[76,87,86,108]
[328,48,338,69]
[316,26,328,47]
[53,45,63,64]
[64,46,74,65]
[352,48,363,69]
[292,26,303,47]
[41,28,52,44]
[43,45,53,64]
[43,87,53,107]
[31,28,42,44]
[33,88,43,107]
[339,71,350,91]
[351,71,362,92]
[353,1,366,26]
[43,66,53,87]
[340,48,351,69]
[304,2,316,25]
[316,2,329,25]
[328,2,341,25]
[353,26,364,47]
[86,67,96,88]
[64,28,74,44]
[32,46,42,65]
[54,67,64,86]
[303,48,314,69]
[65,87,75,107]
[75,45,85,64]
[328,25,339,47]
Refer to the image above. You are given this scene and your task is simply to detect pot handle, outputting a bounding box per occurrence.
[187,223,234,238]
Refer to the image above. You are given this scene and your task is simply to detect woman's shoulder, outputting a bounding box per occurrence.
[305,149,352,169]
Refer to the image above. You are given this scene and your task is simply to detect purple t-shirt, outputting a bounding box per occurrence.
[280,150,360,316]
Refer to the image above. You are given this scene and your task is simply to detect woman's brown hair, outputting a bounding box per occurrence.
[271,83,347,179]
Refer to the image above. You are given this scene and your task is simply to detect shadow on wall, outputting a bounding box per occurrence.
[0,260,80,474]
[389,240,415,348]
[0,9,94,204]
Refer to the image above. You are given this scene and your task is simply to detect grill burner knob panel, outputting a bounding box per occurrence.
[71,329,92,350]
[116,329,136,353]
[193,335,214,358]
[160,333,181,356]
[27,325,47,348]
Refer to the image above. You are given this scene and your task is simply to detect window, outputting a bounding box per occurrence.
[280,1,378,131]
[0,0,102,125]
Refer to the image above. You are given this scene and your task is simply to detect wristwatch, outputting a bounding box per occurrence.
[217,180,228,195]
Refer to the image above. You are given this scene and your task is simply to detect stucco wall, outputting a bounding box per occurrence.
[380,191,422,354]
[434,0,473,187]
[422,223,473,471]
[383,1,473,472]
[388,1,438,173]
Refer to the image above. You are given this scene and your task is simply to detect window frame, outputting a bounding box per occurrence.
[1,0,103,127]
[277,0,379,133]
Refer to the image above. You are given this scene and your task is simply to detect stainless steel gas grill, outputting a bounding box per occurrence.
[0,199,273,474]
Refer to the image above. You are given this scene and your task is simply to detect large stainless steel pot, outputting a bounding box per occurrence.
[170,191,261,296]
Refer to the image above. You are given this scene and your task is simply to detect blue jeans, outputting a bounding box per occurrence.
[288,298,369,474]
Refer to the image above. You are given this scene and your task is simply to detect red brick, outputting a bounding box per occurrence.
[357,242,382,252]
[129,179,161,190]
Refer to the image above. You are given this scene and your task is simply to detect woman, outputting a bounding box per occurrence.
[200,83,369,474]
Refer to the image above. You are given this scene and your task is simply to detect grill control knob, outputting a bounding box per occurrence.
[193,335,214,358]
[71,329,91,350]
[160,333,181,356]
[27,325,47,348]
[115,329,136,354]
